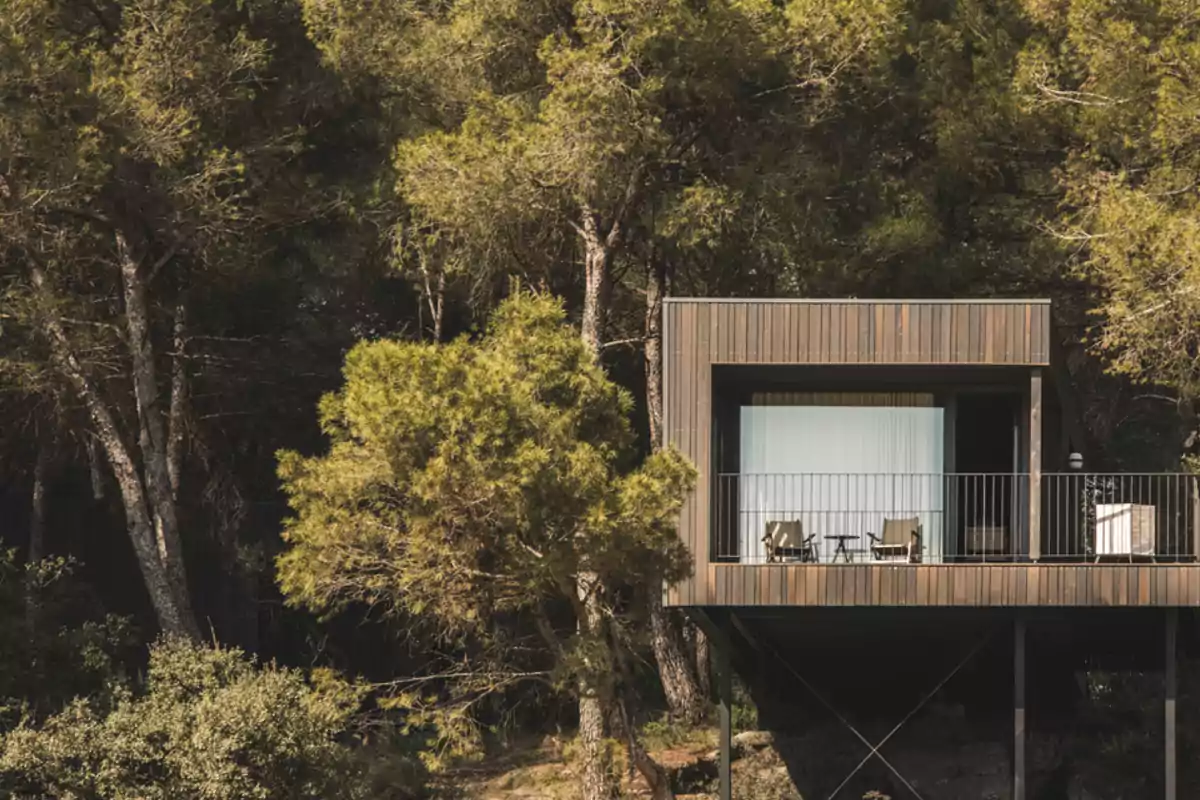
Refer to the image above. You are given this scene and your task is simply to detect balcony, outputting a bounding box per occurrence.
[713,473,1200,565]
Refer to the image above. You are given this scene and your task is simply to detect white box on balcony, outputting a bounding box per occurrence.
[1095,503,1155,557]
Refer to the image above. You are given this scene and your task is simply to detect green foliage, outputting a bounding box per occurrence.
[278,291,694,625]
[10,0,1200,788]
[300,0,906,313]
[0,554,132,730]
[0,640,368,800]
[1009,0,1200,397]
[731,678,759,733]
[277,291,695,765]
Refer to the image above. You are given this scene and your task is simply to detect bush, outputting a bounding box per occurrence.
[0,554,132,729]
[0,639,368,800]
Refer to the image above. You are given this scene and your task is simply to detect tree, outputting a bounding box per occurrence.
[301,0,905,737]
[1011,0,1200,396]
[0,0,391,641]
[277,292,695,799]
[0,0,276,638]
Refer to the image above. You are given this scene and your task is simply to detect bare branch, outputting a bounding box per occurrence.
[600,336,645,350]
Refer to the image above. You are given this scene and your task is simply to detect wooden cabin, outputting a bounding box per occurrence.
[663,299,1194,800]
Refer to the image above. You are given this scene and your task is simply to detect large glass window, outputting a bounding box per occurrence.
[738,397,944,562]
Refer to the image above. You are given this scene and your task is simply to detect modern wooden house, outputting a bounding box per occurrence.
[664,299,1196,800]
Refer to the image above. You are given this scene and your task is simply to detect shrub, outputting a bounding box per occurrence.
[0,639,368,800]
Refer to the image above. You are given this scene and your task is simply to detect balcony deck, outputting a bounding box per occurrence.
[668,471,1200,608]
[700,562,1200,607]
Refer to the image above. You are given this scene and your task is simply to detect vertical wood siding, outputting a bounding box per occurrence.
[662,299,1052,607]
[699,564,1200,607]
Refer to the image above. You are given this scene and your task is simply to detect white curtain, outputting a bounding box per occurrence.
[739,405,945,562]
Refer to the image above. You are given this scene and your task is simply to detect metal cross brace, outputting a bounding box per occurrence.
[762,631,993,800]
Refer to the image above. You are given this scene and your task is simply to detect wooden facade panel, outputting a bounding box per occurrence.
[664,298,1057,608]
[699,565,1200,607]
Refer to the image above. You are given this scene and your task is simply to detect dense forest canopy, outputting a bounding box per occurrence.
[2,0,1200,796]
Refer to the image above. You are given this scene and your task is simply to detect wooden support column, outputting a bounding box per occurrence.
[1166,608,1178,800]
[717,614,732,800]
[1029,368,1043,561]
[1014,616,1026,800]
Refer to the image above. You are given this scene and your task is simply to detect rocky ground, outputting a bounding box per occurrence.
[438,729,812,799]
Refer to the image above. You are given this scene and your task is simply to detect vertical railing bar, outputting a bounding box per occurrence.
[753,473,759,563]
[778,472,783,565]
[718,470,1200,566]
[740,473,745,562]
[1163,474,1168,560]
[720,474,725,561]
[739,473,744,563]
[1049,473,1054,558]
[731,474,736,561]
[736,473,741,562]
[989,472,995,560]
[720,473,725,561]
[1046,473,1052,558]
[725,474,730,561]
[841,472,847,559]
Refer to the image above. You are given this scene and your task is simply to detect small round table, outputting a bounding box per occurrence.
[824,534,861,564]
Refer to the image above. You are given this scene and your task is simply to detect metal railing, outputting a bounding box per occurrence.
[712,472,1200,564]
[713,473,1030,564]
[1041,473,1200,562]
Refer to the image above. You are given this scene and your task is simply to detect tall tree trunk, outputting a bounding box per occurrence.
[433,271,444,343]
[647,590,704,723]
[167,298,187,500]
[25,440,50,629]
[117,232,197,636]
[581,232,612,353]
[694,627,712,699]
[420,262,446,343]
[87,437,105,500]
[29,262,198,640]
[645,258,666,450]
[577,573,617,800]
[417,255,446,343]
[28,441,49,565]
[644,258,708,722]
[577,211,621,800]
[611,627,676,800]
[576,199,682,798]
